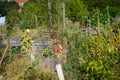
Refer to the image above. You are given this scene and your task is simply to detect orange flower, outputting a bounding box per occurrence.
[55,47,62,54]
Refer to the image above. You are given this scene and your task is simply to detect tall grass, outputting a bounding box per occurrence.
[62,10,120,79]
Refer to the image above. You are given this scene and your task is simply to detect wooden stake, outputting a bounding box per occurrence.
[56,64,65,80]
[48,0,53,28]
[0,40,8,65]
[62,0,66,29]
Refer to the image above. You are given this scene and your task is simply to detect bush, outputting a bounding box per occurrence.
[63,26,120,80]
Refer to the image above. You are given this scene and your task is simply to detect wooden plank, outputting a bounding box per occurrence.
[56,64,65,80]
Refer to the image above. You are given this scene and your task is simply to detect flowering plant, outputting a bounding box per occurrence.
[20,29,32,54]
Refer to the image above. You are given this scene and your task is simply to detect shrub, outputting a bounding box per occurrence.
[63,26,120,80]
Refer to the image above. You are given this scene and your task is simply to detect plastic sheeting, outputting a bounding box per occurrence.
[0,16,5,26]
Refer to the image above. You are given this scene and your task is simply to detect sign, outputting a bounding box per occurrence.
[32,40,51,47]
[81,28,102,35]
[9,37,21,47]
[9,38,51,48]
[31,40,51,54]
[32,40,43,46]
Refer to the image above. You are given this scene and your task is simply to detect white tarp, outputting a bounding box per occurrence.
[0,16,6,26]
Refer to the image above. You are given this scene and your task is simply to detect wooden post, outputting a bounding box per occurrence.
[0,39,8,65]
[62,0,66,29]
[35,15,38,28]
[56,64,65,80]
[30,53,35,62]
[48,0,53,28]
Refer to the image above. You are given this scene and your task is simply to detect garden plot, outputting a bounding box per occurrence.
[7,30,68,73]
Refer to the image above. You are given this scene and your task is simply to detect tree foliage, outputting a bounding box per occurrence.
[0,1,8,16]
[19,0,62,29]
[83,0,120,16]
[66,0,89,22]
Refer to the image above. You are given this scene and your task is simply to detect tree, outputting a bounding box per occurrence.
[19,2,41,29]
[5,2,19,34]
[82,0,120,16]
[0,1,8,16]
[66,0,89,22]
[19,0,62,29]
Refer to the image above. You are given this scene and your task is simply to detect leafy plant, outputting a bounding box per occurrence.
[63,25,120,79]
[66,0,89,22]
[20,29,32,54]
[41,48,53,58]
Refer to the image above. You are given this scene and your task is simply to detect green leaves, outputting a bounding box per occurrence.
[20,30,32,53]
[18,0,62,29]
[66,0,89,22]
[63,25,120,79]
